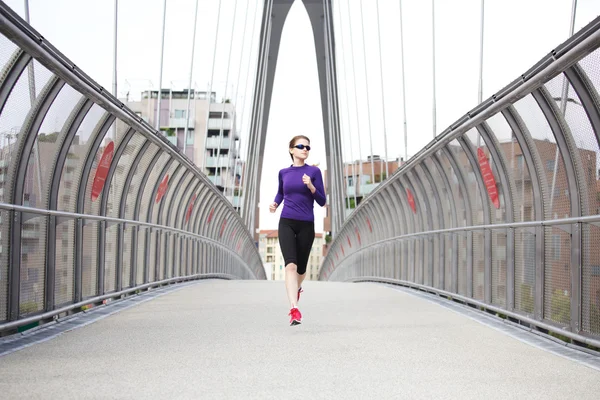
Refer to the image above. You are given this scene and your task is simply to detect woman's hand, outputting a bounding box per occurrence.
[302,174,316,193]
[269,202,278,213]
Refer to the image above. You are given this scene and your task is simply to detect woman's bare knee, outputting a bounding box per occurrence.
[285,263,297,273]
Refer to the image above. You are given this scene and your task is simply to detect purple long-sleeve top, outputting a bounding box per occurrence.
[273,164,327,222]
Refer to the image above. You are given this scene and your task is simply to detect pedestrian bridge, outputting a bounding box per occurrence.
[2,280,599,399]
[0,2,600,398]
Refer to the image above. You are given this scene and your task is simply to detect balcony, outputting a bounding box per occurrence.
[206,137,233,150]
[230,195,241,207]
[208,119,232,130]
[346,183,378,197]
[165,135,177,147]
[207,175,224,186]
[205,157,233,168]
[168,117,195,129]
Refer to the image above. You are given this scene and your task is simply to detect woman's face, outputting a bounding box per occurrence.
[290,138,310,162]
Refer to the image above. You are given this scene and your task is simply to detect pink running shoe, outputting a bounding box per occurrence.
[297,287,304,302]
[289,307,302,326]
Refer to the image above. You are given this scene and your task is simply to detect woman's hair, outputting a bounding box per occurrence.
[289,135,310,161]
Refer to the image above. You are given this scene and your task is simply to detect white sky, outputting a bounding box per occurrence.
[2,0,600,233]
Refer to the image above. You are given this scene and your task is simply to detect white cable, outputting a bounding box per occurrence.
[200,0,223,171]
[215,0,239,193]
[375,0,389,180]
[335,1,358,212]
[359,0,375,185]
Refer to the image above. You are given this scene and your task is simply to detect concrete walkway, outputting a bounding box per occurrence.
[1,280,599,399]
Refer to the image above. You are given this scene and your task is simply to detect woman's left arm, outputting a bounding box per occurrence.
[311,169,327,207]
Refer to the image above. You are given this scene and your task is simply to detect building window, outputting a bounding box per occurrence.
[174,109,186,118]
[546,160,556,172]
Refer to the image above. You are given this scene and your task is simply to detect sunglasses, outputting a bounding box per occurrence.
[293,144,311,151]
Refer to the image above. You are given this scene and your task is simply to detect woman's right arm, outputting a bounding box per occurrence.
[273,170,284,206]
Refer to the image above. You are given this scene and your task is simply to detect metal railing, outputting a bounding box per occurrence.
[322,16,600,348]
[0,4,264,334]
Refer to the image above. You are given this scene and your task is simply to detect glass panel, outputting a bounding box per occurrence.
[57,104,105,213]
[124,143,160,220]
[0,35,18,70]
[176,181,199,231]
[578,48,600,97]
[435,150,467,227]
[465,127,508,224]
[137,154,171,223]
[513,94,570,220]
[489,112,536,223]
[23,84,81,209]
[451,138,484,225]
[81,121,124,216]
[105,132,147,219]
[1,61,48,204]
[158,167,187,226]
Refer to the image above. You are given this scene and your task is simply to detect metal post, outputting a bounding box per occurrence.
[155,0,167,130]
[201,0,223,171]
[359,0,375,185]
[23,0,43,204]
[550,0,577,213]
[476,0,484,149]
[478,0,484,106]
[184,0,200,160]
[113,0,118,99]
[375,0,389,180]
[399,0,408,162]
[432,0,437,139]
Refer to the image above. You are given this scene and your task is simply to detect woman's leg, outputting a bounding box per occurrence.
[295,221,315,293]
[278,219,299,308]
[285,263,300,308]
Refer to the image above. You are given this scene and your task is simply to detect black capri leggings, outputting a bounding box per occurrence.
[278,217,315,275]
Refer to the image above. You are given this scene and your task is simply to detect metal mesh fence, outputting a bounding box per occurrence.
[19,215,46,315]
[81,220,98,298]
[0,210,9,321]
[544,225,572,326]
[582,223,600,336]
[491,229,507,308]
[514,228,535,315]
[122,224,132,289]
[457,233,467,296]
[54,218,75,306]
[104,223,119,293]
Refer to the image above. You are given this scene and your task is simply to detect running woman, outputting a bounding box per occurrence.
[269,135,326,326]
